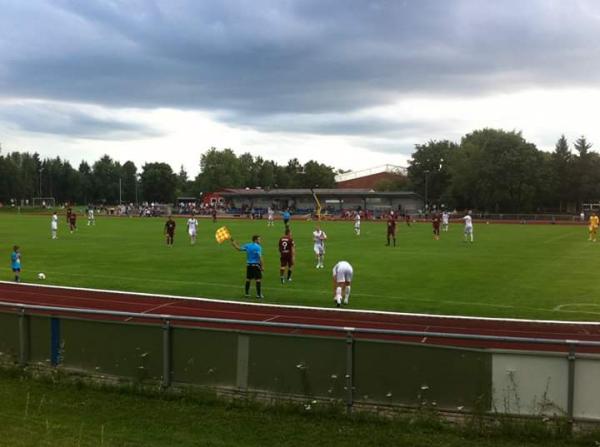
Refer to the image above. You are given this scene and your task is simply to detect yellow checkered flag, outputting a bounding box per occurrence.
[215,226,232,244]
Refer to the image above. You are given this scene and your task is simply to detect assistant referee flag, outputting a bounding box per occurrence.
[215,226,231,243]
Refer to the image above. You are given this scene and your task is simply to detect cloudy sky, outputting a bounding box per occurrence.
[1,0,600,176]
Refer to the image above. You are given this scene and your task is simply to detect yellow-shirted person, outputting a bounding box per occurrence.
[589,212,599,242]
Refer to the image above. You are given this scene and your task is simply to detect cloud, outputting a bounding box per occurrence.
[2,0,600,119]
[2,0,600,174]
[0,101,161,139]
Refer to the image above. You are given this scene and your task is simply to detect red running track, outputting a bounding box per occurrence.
[1,281,600,353]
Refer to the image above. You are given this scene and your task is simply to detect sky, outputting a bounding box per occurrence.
[1,0,600,177]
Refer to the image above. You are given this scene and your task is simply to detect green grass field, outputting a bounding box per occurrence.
[1,369,589,447]
[1,213,599,321]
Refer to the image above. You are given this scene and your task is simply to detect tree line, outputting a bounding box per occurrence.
[2,129,598,212]
[0,147,337,205]
[406,129,598,213]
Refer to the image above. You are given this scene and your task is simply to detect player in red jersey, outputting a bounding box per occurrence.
[68,210,77,233]
[386,212,397,246]
[278,227,296,284]
[432,213,441,240]
[164,216,176,246]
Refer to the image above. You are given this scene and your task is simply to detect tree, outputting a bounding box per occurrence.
[0,153,18,203]
[56,160,80,203]
[548,135,573,212]
[407,140,457,207]
[121,161,138,204]
[175,165,196,198]
[301,160,336,188]
[449,129,543,212]
[140,162,177,203]
[196,148,243,192]
[284,158,303,188]
[78,161,93,204]
[257,159,276,188]
[574,136,592,157]
[572,136,598,209]
[239,153,259,187]
[92,155,122,203]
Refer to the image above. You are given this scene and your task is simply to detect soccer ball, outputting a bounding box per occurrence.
[37,273,46,280]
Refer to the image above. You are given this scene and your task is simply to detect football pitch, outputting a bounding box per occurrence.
[1,213,599,322]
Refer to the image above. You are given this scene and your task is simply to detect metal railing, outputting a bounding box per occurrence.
[2,300,600,348]
[2,300,600,422]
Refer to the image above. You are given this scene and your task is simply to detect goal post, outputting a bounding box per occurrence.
[32,197,56,208]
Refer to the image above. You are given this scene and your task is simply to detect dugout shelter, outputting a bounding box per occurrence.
[219,188,422,216]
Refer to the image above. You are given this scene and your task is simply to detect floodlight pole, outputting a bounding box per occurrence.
[424,170,430,212]
[38,167,43,197]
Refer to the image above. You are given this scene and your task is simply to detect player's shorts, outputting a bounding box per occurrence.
[313,244,325,255]
[12,267,20,273]
[387,228,396,236]
[433,226,440,235]
[333,265,353,283]
[464,225,473,234]
[188,229,197,237]
[246,264,262,280]
[280,254,294,268]
[354,222,361,229]
[283,218,290,225]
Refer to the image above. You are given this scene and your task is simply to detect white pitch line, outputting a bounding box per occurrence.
[3,280,600,326]
[3,271,523,311]
[123,301,176,322]
[553,303,600,312]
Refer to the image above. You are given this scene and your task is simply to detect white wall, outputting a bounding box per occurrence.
[492,353,568,416]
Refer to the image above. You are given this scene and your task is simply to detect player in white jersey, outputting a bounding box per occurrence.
[51,212,58,239]
[87,206,95,226]
[312,225,327,268]
[187,214,199,245]
[332,260,353,307]
[267,207,275,227]
[442,211,449,232]
[463,211,474,242]
[354,212,361,236]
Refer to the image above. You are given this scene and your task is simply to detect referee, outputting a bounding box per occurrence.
[231,235,264,299]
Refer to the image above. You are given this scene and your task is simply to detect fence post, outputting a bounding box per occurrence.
[236,335,250,390]
[567,345,576,427]
[50,317,61,366]
[345,329,354,414]
[18,308,29,367]
[162,320,171,388]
